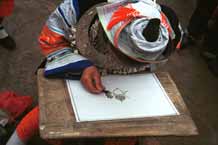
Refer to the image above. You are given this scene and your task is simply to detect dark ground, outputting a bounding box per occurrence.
[0,0,218,145]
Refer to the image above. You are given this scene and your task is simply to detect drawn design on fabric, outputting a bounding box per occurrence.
[104,88,128,102]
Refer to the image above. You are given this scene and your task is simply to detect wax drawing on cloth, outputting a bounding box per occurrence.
[66,73,179,122]
[103,88,128,102]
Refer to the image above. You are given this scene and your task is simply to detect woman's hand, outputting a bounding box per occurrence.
[81,66,104,94]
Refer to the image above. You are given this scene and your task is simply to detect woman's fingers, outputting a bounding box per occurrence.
[81,76,100,94]
[81,66,104,94]
[93,72,104,92]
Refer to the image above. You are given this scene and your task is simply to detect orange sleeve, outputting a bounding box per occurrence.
[38,25,70,56]
[16,106,39,142]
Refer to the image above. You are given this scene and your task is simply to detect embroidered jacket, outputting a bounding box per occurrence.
[38,0,182,77]
[39,0,108,77]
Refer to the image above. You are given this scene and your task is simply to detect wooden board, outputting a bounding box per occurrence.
[37,69,198,139]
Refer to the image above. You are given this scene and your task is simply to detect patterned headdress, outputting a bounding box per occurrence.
[75,1,175,74]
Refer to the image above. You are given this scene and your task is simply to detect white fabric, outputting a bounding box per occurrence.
[108,0,125,3]
[125,18,169,60]
[46,0,77,40]
[45,0,89,65]
[97,0,171,61]
[67,73,179,122]
[46,9,66,35]
[0,118,8,126]
[46,48,89,70]
[131,0,161,19]
[0,27,9,39]
[6,131,25,145]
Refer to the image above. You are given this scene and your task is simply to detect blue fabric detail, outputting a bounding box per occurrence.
[45,73,82,80]
[58,7,71,28]
[72,0,80,19]
[47,47,72,59]
[48,25,65,35]
[44,60,93,79]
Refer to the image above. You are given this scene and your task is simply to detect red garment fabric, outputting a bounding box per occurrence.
[38,25,69,56]
[0,91,33,120]
[107,6,140,30]
[0,0,14,17]
[16,106,39,142]
[16,106,63,145]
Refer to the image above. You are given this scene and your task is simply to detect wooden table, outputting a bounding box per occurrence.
[37,69,198,139]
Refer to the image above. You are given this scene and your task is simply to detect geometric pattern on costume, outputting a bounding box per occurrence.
[38,0,93,79]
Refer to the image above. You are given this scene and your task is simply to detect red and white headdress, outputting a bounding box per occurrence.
[97,0,175,62]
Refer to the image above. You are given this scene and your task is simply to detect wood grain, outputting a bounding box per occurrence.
[37,69,198,139]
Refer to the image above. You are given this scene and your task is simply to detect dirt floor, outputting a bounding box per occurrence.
[0,0,218,145]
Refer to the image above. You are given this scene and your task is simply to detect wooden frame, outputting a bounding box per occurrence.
[37,69,198,139]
